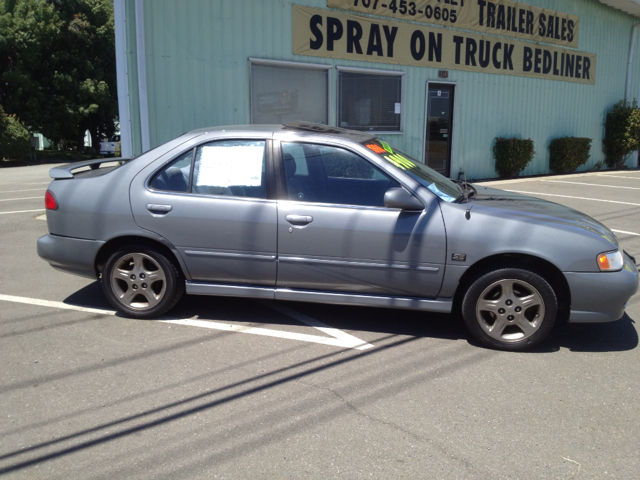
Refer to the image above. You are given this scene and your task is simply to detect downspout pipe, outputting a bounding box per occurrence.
[113,0,133,158]
[626,23,640,168]
[626,24,639,101]
[135,0,151,153]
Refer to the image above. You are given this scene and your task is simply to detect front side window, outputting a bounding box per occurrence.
[339,70,402,132]
[282,142,399,207]
[363,140,461,202]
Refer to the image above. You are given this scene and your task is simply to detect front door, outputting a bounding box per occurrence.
[275,140,447,298]
[425,83,455,177]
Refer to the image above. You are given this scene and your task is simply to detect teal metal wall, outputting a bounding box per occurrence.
[123,0,142,156]
[123,0,640,179]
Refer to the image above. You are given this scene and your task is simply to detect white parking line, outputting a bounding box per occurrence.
[161,318,373,350]
[0,181,51,186]
[0,294,116,315]
[0,208,45,215]
[543,180,640,190]
[598,174,640,180]
[0,188,47,193]
[0,294,374,350]
[0,196,42,202]
[261,301,373,350]
[505,190,640,207]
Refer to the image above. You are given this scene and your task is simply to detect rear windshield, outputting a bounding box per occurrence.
[362,140,461,202]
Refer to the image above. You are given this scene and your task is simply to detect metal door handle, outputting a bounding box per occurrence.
[285,214,313,225]
[146,204,173,213]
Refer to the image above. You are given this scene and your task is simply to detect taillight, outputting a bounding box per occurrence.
[45,190,58,210]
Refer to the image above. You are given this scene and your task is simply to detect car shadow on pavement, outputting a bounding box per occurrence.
[538,313,638,353]
[63,282,468,342]
[63,282,638,354]
[63,281,113,311]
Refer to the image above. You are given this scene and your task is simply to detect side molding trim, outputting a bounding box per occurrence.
[185,282,453,313]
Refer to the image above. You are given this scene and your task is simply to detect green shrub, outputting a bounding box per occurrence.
[493,137,535,178]
[115,141,121,157]
[549,137,592,174]
[602,100,640,169]
[0,106,30,160]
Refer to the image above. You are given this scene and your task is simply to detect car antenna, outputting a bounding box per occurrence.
[464,176,471,220]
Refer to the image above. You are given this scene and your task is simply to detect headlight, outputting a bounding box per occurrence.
[597,250,624,271]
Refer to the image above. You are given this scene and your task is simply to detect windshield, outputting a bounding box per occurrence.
[363,139,461,203]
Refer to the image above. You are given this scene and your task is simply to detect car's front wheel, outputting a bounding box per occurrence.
[102,245,184,318]
[461,268,558,351]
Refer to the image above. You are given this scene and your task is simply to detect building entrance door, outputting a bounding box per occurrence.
[425,84,454,177]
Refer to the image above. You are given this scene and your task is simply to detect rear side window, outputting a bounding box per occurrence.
[148,140,267,199]
[149,150,193,192]
[192,140,267,198]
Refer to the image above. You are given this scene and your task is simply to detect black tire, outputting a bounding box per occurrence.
[461,268,557,351]
[102,244,184,319]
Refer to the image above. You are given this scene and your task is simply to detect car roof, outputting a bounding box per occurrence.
[186,121,377,143]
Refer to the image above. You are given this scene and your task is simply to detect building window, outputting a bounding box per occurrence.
[338,69,403,133]
[250,59,329,125]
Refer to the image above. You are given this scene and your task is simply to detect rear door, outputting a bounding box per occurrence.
[274,139,447,298]
[130,137,278,286]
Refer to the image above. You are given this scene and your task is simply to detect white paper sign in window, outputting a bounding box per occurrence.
[196,145,263,187]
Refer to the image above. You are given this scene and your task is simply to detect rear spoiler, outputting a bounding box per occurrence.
[49,157,132,179]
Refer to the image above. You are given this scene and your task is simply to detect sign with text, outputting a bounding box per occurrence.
[292,5,596,84]
[327,0,579,49]
[197,146,263,187]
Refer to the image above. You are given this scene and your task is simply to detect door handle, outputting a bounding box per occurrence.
[146,203,173,214]
[285,214,313,225]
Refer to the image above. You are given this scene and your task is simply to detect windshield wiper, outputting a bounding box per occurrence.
[453,180,476,202]
[466,183,477,198]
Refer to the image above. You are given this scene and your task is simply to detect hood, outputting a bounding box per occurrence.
[469,184,618,246]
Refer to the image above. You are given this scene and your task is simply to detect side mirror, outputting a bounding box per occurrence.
[384,188,424,211]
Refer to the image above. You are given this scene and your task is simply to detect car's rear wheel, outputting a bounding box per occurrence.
[461,268,557,351]
[102,245,184,318]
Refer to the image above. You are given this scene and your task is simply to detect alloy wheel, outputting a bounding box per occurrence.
[109,252,167,310]
[475,278,545,343]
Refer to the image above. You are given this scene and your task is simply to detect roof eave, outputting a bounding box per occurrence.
[597,0,640,19]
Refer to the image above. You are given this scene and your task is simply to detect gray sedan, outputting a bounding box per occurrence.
[38,122,638,351]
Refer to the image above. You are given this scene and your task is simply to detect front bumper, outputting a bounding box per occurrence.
[37,234,104,279]
[566,253,639,323]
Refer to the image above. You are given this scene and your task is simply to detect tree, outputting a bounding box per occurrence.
[0,104,30,159]
[602,100,640,169]
[493,137,535,178]
[0,0,117,150]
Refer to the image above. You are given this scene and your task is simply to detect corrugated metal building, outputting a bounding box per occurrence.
[114,0,640,180]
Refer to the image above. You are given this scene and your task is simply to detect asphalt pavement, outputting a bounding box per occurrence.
[1,164,639,479]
